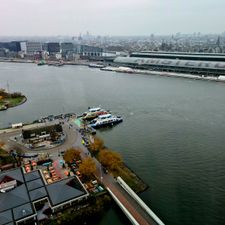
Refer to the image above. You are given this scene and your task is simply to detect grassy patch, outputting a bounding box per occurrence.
[112,164,148,193]
[3,96,25,107]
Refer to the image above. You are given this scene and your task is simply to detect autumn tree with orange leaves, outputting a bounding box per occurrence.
[79,157,96,178]
[89,136,104,153]
[99,150,122,171]
[63,147,81,163]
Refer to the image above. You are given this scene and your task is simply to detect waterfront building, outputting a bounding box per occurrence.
[0,42,8,49]
[0,168,89,225]
[0,41,21,52]
[20,41,42,55]
[114,52,225,77]
[0,48,6,57]
[60,42,74,53]
[78,45,103,57]
[47,42,60,54]
[8,41,21,52]
[60,42,74,59]
[130,51,225,62]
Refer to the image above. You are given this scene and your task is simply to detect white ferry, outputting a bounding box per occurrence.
[88,107,102,112]
[83,107,110,120]
[88,114,123,128]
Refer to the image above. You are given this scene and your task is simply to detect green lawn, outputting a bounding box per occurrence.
[0,96,25,108]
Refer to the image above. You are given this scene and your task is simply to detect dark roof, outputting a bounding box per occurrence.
[24,171,41,182]
[29,187,47,201]
[0,168,24,183]
[0,168,88,223]
[12,203,34,221]
[0,184,30,212]
[27,178,44,191]
[0,210,13,225]
[46,178,86,206]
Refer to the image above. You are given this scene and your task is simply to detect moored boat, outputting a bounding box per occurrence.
[88,115,123,128]
[83,107,110,120]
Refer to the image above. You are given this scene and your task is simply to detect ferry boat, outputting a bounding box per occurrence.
[88,107,110,114]
[83,112,98,120]
[88,107,102,112]
[88,114,123,128]
[83,107,110,120]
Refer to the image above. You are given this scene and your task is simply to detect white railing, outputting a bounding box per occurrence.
[107,188,139,225]
[117,176,165,225]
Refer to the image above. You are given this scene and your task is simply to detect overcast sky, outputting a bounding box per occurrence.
[1,0,225,36]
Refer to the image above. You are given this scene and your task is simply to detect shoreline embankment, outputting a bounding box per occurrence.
[1,57,225,83]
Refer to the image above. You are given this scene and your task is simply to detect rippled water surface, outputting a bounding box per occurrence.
[1,62,225,225]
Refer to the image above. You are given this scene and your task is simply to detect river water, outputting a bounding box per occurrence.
[0,62,225,225]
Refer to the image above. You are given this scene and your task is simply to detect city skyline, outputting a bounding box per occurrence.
[1,0,225,36]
